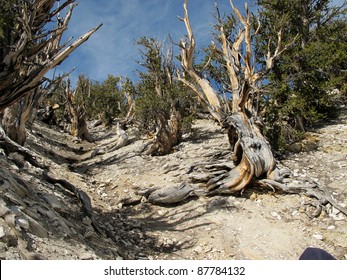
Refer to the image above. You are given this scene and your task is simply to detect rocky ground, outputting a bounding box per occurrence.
[0,106,346,260]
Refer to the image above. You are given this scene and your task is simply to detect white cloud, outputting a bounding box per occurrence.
[53,0,243,85]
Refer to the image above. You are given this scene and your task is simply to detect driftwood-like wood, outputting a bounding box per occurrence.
[1,77,66,145]
[65,80,93,142]
[42,171,103,234]
[156,0,347,217]
[259,179,347,217]
[138,183,197,205]
[0,123,46,169]
[0,0,102,111]
[178,0,288,194]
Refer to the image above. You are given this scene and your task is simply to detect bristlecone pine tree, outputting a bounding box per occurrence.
[135,37,193,156]
[65,77,93,142]
[255,0,347,150]
[0,0,101,146]
[159,0,345,217]
[177,0,294,194]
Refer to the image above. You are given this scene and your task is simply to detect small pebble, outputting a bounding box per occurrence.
[312,234,323,240]
[0,226,5,238]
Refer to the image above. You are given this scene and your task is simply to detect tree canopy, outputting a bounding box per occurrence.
[255,0,347,149]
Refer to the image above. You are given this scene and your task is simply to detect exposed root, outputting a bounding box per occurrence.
[259,178,347,218]
[137,183,197,205]
[0,124,47,169]
[42,171,104,235]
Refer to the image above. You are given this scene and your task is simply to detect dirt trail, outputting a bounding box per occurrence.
[1,108,346,260]
[76,107,347,260]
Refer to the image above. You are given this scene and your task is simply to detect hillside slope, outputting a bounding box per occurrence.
[0,107,346,260]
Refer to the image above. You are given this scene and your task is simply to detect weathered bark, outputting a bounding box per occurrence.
[0,122,47,169]
[65,82,93,142]
[137,183,197,205]
[107,123,129,152]
[208,113,277,194]
[1,91,38,145]
[0,0,102,111]
[177,0,293,194]
[1,78,65,145]
[145,105,182,156]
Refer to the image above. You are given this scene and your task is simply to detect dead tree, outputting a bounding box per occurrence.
[136,38,183,156]
[0,0,101,145]
[177,0,290,194]
[1,75,68,145]
[65,80,93,142]
[172,0,347,218]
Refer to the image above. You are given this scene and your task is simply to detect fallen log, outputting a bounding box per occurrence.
[42,171,104,234]
[138,183,198,205]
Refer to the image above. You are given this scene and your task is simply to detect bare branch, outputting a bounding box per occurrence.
[0,1,102,111]
[178,0,222,121]
[266,30,299,70]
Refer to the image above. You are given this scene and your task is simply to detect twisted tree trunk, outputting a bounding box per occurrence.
[145,108,182,156]
[0,1,101,146]
[1,97,30,146]
[65,82,93,142]
[177,0,292,194]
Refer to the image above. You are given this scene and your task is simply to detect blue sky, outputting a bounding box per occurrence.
[53,0,345,86]
[52,0,243,85]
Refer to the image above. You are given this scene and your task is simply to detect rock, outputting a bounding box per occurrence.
[0,226,5,238]
[0,201,11,217]
[8,153,26,168]
[329,207,346,221]
[193,245,203,254]
[312,234,323,240]
[27,216,49,238]
[0,225,17,247]
[165,239,175,246]
[16,217,30,230]
[5,191,26,206]
[79,252,96,260]
[43,194,67,213]
[285,143,302,153]
[271,211,282,220]
[301,137,318,152]
[84,230,96,239]
[327,225,335,230]
[82,217,92,226]
[4,213,16,227]
[291,210,299,216]
[157,210,165,216]
[45,210,57,220]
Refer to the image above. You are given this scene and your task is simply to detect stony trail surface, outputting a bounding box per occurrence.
[0,107,346,260]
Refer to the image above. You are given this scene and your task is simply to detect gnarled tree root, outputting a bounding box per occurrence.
[0,124,47,169]
[137,183,198,205]
[42,171,104,235]
[259,178,347,218]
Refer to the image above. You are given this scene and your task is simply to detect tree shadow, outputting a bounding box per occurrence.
[91,195,239,258]
[182,126,224,144]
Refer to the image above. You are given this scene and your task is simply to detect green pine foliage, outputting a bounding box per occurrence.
[134,37,197,135]
[255,0,347,150]
[47,74,134,127]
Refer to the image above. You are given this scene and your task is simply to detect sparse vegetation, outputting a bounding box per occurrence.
[0,0,346,261]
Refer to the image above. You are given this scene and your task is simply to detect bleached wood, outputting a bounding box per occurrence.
[0,0,102,111]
